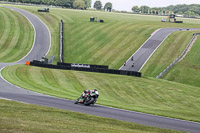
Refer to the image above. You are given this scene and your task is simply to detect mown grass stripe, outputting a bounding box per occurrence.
[70,22,113,49]
[95,23,139,61]
[0,99,182,133]
[73,22,124,58]
[65,22,120,63]
[3,64,200,122]
[0,8,6,39]
[9,11,33,61]
[0,7,33,62]
[72,22,135,64]
[0,9,20,60]
[0,8,11,53]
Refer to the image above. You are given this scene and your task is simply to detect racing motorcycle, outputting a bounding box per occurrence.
[74,90,99,106]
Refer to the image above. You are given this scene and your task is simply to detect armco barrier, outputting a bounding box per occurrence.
[30,61,142,77]
[157,32,200,79]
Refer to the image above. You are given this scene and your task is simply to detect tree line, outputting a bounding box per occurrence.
[1,0,112,11]
[3,0,91,9]
[132,4,200,17]
[2,0,199,17]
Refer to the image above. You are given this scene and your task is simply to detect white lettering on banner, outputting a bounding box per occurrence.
[71,64,90,68]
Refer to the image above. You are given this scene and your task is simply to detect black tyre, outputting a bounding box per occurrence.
[84,97,95,106]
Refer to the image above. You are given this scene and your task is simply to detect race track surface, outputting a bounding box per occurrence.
[0,7,200,133]
[5,6,51,64]
[120,28,200,72]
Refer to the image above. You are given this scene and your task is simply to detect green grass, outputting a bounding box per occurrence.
[0,6,34,62]
[0,99,182,133]
[141,30,200,87]
[2,65,200,122]
[4,4,200,69]
[3,4,199,89]
[162,36,200,87]
[1,4,200,86]
[141,30,200,77]
[1,4,200,126]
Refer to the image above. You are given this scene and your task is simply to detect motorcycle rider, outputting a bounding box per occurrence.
[81,89,98,98]
[75,89,99,104]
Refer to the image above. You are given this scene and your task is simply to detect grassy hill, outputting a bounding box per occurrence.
[141,30,200,87]
[1,4,200,128]
[7,5,200,69]
[163,36,200,87]
[0,99,182,133]
[2,64,200,122]
[141,31,200,77]
[0,6,33,62]
[10,4,200,92]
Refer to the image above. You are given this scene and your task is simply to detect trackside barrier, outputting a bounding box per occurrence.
[57,62,109,69]
[30,61,142,77]
[156,33,200,79]
[60,19,64,63]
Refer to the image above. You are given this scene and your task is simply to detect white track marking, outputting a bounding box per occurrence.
[139,31,173,72]
[119,29,161,70]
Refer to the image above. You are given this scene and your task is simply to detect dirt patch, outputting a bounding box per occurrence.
[178,36,197,62]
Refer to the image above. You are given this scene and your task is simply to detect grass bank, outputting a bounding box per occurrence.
[141,30,200,87]
[141,30,200,77]
[0,6,33,62]
[2,65,200,122]
[0,99,181,133]
[163,36,200,87]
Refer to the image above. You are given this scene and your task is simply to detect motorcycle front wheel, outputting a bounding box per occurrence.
[74,97,80,104]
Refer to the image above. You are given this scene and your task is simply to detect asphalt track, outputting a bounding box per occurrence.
[120,28,200,72]
[1,7,200,133]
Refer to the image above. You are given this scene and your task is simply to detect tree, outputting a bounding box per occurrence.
[21,0,31,3]
[140,6,150,14]
[84,0,91,9]
[177,11,183,15]
[104,2,112,12]
[73,0,85,9]
[132,6,140,13]
[56,0,73,8]
[93,0,102,10]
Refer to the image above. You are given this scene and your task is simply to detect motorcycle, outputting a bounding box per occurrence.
[74,90,99,106]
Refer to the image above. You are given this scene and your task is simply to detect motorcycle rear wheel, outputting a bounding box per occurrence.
[84,97,95,106]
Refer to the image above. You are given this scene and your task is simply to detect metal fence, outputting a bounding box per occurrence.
[156,33,200,79]
[48,56,55,64]
[60,19,64,63]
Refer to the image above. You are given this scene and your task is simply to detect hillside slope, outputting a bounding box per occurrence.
[0,6,33,62]
[0,99,181,133]
[163,36,200,87]
[2,65,200,122]
[9,5,200,69]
